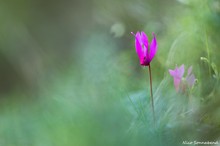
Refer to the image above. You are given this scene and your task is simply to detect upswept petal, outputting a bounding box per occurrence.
[141,32,148,53]
[135,36,143,60]
[178,64,185,78]
[141,32,148,44]
[170,67,182,91]
[131,31,143,59]
[169,69,177,78]
[149,32,157,61]
[135,31,141,42]
[187,66,192,76]
[186,74,195,88]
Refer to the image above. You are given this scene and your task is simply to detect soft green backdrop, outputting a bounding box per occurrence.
[0,0,219,145]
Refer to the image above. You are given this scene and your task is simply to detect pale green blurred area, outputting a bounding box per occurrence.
[0,0,220,145]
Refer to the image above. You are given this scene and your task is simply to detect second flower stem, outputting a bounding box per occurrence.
[148,64,155,123]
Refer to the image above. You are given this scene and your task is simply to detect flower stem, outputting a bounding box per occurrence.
[148,64,155,123]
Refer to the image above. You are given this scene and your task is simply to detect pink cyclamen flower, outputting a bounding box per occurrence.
[131,31,158,66]
[169,64,195,92]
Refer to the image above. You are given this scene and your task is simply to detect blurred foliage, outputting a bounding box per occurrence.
[0,0,220,146]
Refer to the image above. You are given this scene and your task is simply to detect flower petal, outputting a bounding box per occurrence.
[135,37,143,60]
[169,69,177,77]
[169,68,182,92]
[135,32,141,41]
[132,32,143,60]
[141,31,148,53]
[186,74,195,88]
[149,32,157,61]
[187,66,193,76]
[174,78,181,92]
[178,64,185,78]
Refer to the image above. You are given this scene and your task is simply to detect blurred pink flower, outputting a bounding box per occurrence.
[131,31,157,66]
[169,64,195,92]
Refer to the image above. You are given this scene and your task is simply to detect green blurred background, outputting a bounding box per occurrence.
[0,0,220,145]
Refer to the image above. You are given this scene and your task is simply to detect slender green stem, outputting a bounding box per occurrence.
[148,64,155,123]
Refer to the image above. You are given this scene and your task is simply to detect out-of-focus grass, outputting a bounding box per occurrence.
[0,0,220,146]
